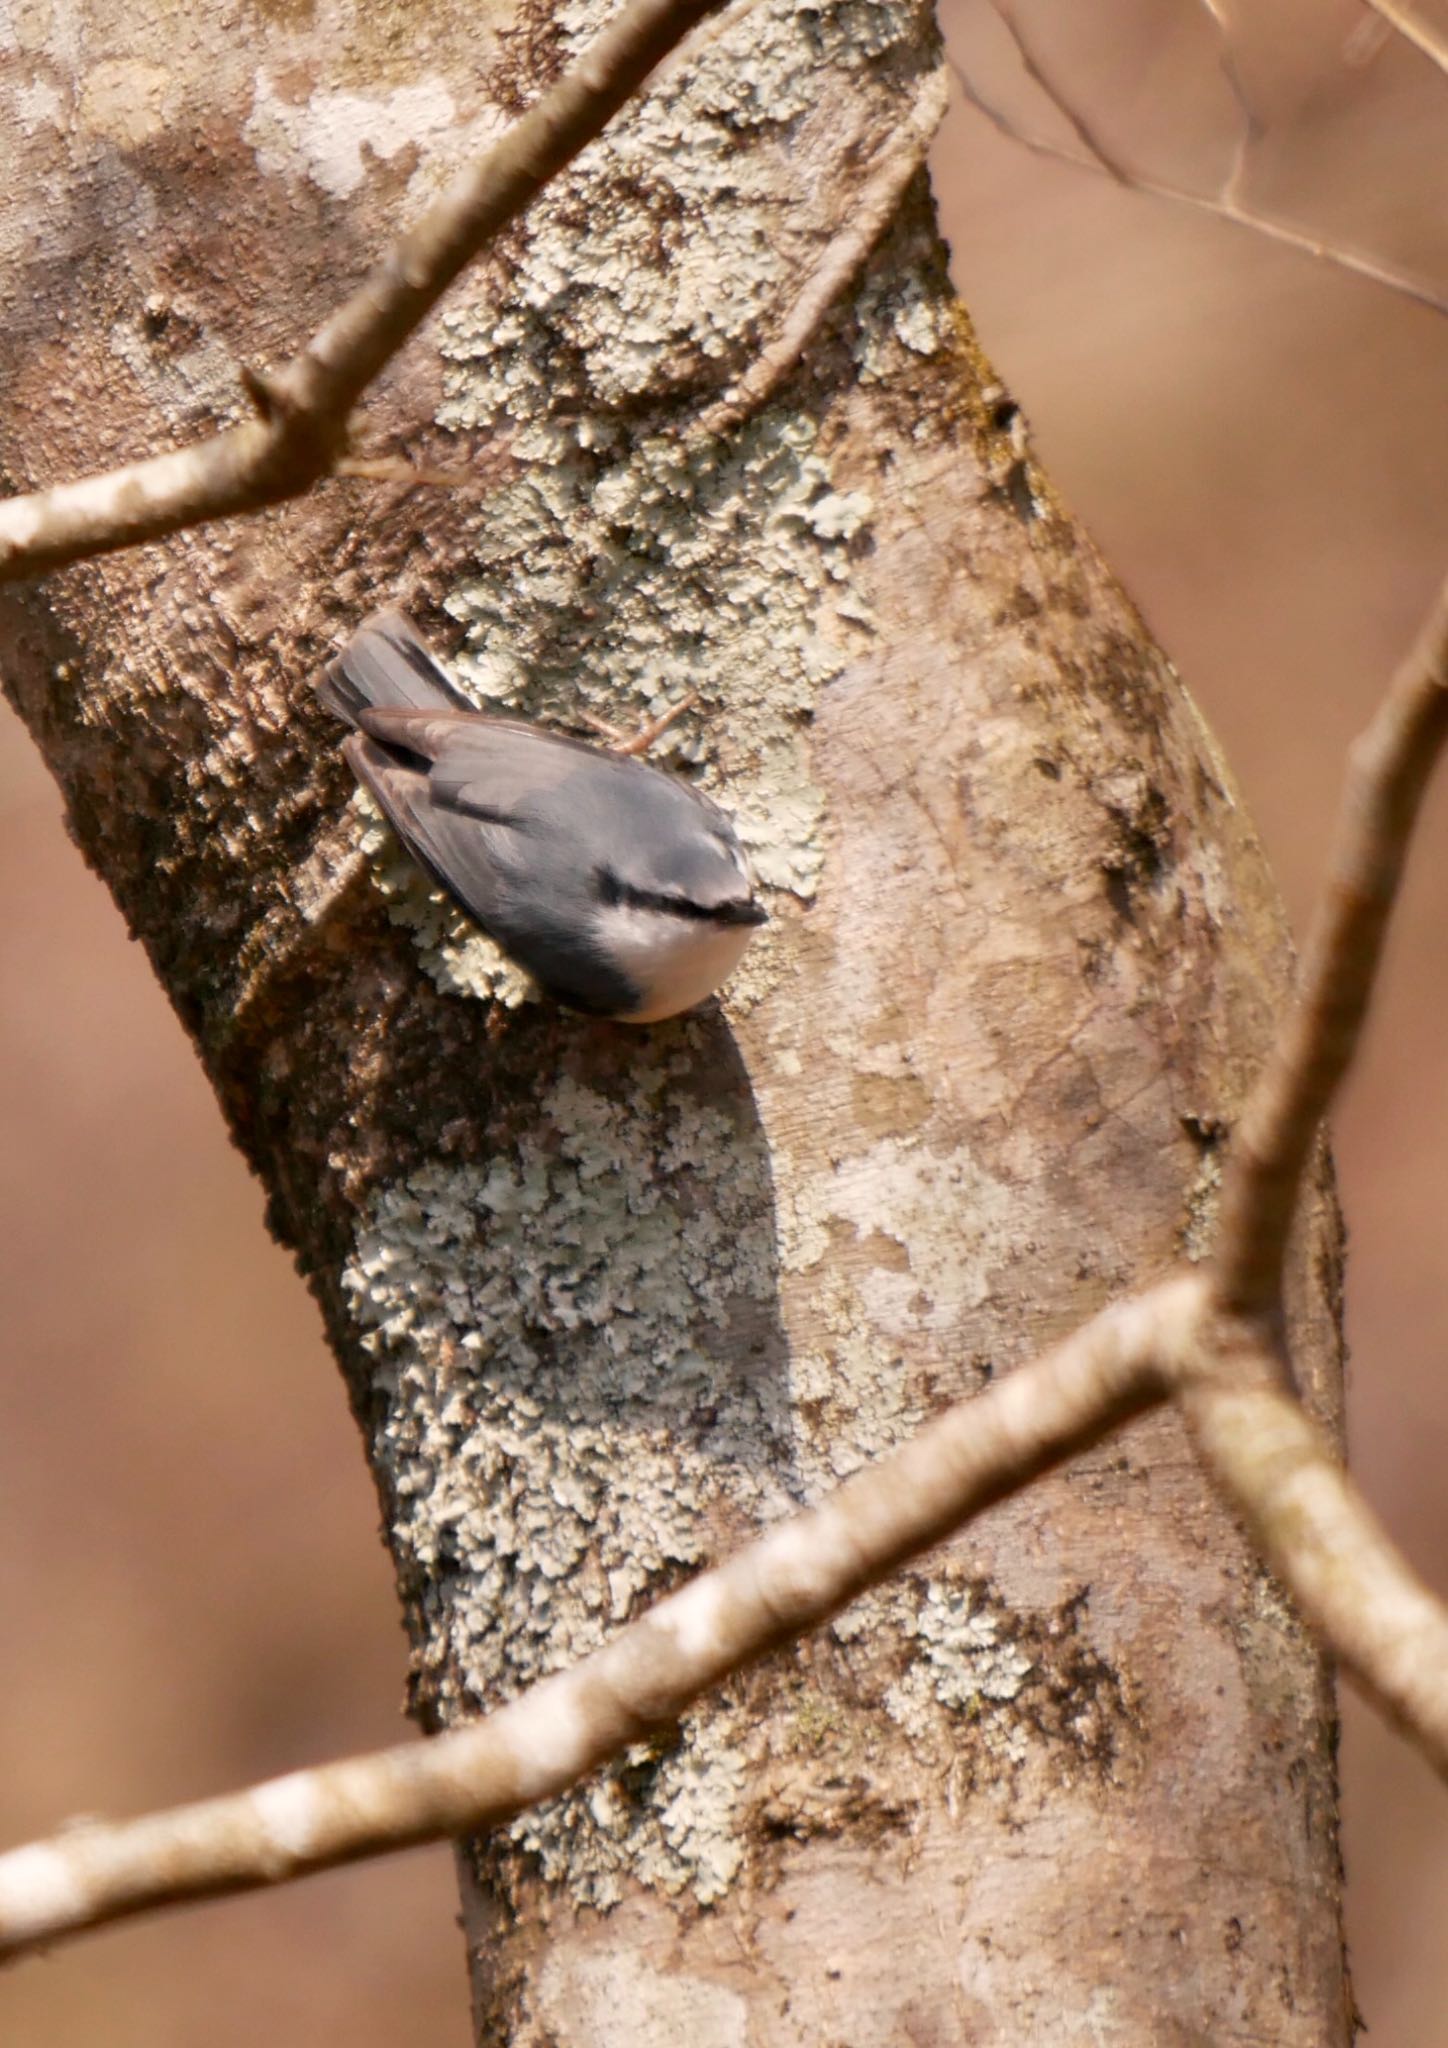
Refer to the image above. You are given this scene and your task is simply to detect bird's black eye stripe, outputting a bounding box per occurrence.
[595,867,743,924]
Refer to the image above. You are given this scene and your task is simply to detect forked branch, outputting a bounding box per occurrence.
[1213,576,1448,1316]
[1182,1350,1448,1776]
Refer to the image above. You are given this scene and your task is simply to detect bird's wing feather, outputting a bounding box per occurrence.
[344,734,642,1014]
[319,610,473,724]
[343,734,521,932]
[358,712,643,826]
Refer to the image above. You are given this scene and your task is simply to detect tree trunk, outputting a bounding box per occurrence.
[0,0,1350,2039]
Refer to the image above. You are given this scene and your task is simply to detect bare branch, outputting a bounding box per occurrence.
[1181,1332,1448,1781]
[333,457,482,488]
[1193,0,1263,207]
[0,1280,1191,1959]
[1213,573,1448,1318]
[0,0,741,584]
[991,1,1131,181]
[1363,0,1448,80]
[1180,564,1448,1764]
[690,65,950,439]
[949,11,1448,319]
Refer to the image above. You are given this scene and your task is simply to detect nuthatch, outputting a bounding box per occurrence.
[317,611,767,1022]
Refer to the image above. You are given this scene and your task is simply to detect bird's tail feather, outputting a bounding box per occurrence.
[317,610,474,726]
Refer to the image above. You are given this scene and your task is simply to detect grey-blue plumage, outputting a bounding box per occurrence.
[317,611,766,1020]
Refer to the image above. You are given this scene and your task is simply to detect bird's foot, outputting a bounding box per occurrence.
[581,692,699,758]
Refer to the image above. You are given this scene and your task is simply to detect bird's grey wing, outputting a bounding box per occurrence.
[357,713,616,825]
[429,725,727,867]
[344,734,641,1014]
[343,733,521,932]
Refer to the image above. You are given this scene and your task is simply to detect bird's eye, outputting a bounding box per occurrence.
[595,866,625,907]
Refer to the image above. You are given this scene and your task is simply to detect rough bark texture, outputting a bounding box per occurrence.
[0,0,1350,2040]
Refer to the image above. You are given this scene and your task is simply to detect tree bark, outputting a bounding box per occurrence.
[0,0,1350,2039]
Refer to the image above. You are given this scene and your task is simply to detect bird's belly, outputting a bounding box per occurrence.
[612,916,758,1022]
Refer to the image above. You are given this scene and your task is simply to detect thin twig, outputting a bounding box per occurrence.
[333,456,482,489]
[1363,0,1448,80]
[1192,0,1263,208]
[1213,573,1448,1318]
[0,1280,1188,1959]
[992,1,1131,181]
[690,66,950,439]
[580,689,699,755]
[950,15,1448,319]
[0,0,744,584]
[1180,1330,1448,1779]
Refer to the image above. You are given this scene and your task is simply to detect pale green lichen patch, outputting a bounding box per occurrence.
[774,1128,1050,1492]
[342,1061,787,1902]
[420,0,948,920]
[432,401,850,903]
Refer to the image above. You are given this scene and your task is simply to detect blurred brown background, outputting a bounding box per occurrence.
[2,3,1446,2039]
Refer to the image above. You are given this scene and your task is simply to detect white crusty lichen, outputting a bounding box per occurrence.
[511,1731,750,1908]
[850,261,956,384]
[888,1581,1036,1723]
[831,1576,1129,1784]
[826,1580,1034,1751]
[243,69,461,200]
[343,1059,786,1903]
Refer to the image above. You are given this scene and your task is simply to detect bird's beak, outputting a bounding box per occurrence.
[737,899,769,926]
